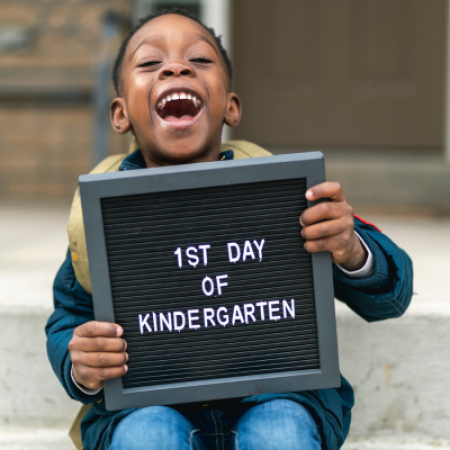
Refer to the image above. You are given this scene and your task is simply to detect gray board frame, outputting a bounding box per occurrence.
[79,151,340,411]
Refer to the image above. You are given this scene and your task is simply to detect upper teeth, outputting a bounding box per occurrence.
[157,92,201,109]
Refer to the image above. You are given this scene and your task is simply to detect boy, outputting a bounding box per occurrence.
[46,9,413,450]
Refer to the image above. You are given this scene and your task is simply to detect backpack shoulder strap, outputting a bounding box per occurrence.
[68,153,127,294]
[220,140,272,159]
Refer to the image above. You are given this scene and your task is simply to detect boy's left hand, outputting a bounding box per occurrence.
[299,182,367,271]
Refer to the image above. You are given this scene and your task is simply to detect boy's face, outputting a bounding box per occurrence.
[110,14,241,167]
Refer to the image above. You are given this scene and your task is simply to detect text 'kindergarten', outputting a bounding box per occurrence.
[137,238,298,334]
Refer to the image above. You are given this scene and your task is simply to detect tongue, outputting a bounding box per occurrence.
[164,114,196,122]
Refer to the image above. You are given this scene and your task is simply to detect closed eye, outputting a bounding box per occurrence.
[139,61,161,67]
[190,57,212,63]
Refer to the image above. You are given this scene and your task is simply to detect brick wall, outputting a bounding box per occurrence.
[0,0,131,198]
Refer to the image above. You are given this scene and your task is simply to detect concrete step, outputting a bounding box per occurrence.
[0,427,449,450]
[335,215,450,438]
[343,436,450,449]
[0,427,73,450]
[0,201,449,442]
[0,201,80,429]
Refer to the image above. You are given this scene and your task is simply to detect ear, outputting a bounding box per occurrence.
[110,98,132,134]
[224,92,242,128]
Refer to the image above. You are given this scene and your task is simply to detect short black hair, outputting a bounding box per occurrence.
[112,8,233,95]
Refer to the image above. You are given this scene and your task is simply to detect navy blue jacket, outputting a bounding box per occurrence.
[46,150,413,450]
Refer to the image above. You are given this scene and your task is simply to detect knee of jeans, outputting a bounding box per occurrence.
[110,406,196,450]
[233,400,321,450]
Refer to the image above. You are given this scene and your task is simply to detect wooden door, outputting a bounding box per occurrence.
[233,0,447,148]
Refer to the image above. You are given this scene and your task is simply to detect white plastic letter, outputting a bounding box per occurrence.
[253,239,265,262]
[242,240,256,261]
[268,300,281,321]
[256,301,268,320]
[138,314,152,334]
[227,242,241,263]
[174,247,183,268]
[186,246,199,268]
[203,308,216,328]
[173,311,186,332]
[283,299,296,319]
[216,274,228,296]
[188,309,200,330]
[243,304,256,324]
[159,312,173,332]
[153,312,158,332]
[202,276,215,296]
[217,307,229,327]
[198,244,211,266]
[232,305,245,325]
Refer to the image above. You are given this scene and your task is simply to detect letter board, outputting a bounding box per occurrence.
[80,152,340,411]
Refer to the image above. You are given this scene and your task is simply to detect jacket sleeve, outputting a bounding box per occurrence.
[45,249,103,404]
[332,217,413,322]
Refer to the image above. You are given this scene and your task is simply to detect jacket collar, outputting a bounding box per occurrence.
[119,149,147,171]
[119,148,235,171]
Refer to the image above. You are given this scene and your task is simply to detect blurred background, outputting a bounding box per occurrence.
[0,1,450,449]
[0,0,449,210]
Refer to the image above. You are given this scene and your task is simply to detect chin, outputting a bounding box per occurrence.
[160,143,212,164]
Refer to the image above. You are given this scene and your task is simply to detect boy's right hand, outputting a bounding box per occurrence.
[69,321,128,390]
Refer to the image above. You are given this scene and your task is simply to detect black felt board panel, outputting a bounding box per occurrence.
[101,179,318,389]
[80,152,340,411]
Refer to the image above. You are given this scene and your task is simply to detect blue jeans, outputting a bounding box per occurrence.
[110,399,321,450]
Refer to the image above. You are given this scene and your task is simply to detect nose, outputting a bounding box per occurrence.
[159,61,194,79]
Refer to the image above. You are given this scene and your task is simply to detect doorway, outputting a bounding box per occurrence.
[233,0,447,150]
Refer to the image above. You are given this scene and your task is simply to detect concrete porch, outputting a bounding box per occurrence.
[270,147,450,214]
[0,200,449,449]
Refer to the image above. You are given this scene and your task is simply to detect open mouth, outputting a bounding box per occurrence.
[156,91,203,122]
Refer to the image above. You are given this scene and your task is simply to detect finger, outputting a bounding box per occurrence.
[76,351,129,369]
[72,366,103,390]
[305,182,345,202]
[302,218,349,241]
[73,336,127,353]
[74,365,128,389]
[86,365,129,382]
[300,201,352,227]
[75,321,123,338]
[304,233,353,254]
[73,376,103,391]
